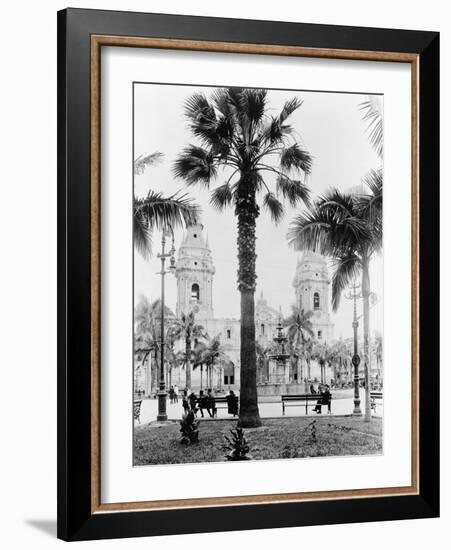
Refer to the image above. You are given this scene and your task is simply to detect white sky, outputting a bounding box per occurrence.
[134,83,383,339]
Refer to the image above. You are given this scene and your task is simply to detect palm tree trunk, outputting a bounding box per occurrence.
[185,338,191,390]
[362,257,372,422]
[236,187,261,428]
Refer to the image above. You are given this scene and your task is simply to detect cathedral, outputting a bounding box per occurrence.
[173,223,333,388]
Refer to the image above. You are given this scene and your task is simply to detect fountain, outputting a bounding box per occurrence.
[268,317,291,384]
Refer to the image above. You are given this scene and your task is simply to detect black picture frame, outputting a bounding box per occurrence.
[57,7,439,541]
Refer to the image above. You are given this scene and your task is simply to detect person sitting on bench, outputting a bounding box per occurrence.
[313,385,331,413]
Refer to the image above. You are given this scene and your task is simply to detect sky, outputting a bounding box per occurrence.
[133,83,383,339]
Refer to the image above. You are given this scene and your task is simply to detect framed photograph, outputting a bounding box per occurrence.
[57,8,439,541]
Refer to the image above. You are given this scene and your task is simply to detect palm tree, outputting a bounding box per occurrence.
[134,295,174,393]
[313,341,332,385]
[192,341,208,389]
[332,339,352,385]
[172,311,206,390]
[133,151,200,258]
[285,306,314,382]
[174,88,312,427]
[288,175,382,421]
[201,336,232,389]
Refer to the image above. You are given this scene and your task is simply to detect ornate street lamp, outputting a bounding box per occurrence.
[345,281,362,416]
[156,227,177,422]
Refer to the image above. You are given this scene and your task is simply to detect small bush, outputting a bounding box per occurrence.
[224,428,251,461]
[179,411,200,445]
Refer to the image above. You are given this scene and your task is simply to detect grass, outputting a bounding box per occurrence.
[134,416,382,465]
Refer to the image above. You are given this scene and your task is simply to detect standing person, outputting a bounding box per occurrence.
[169,386,175,404]
[173,384,179,403]
[226,390,238,417]
[182,393,190,415]
[198,390,208,418]
[310,383,317,395]
[207,388,216,418]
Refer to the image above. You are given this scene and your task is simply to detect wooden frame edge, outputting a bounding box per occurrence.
[90,34,420,515]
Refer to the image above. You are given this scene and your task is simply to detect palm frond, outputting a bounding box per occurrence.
[133,191,200,258]
[359,96,383,158]
[210,182,234,211]
[133,209,152,259]
[173,145,217,186]
[239,88,267,123]
[263,192,284,224]
[276,175,310,207]
[357,168,383,229]
[133,152,164,175]
[331,255,361,311]
[279,97,303,123]
[280,144,313,174]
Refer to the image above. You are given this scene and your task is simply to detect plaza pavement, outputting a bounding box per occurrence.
[137,389,382,424]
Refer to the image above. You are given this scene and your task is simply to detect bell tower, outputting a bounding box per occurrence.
[293,250,334,342]
[175,224,215,323]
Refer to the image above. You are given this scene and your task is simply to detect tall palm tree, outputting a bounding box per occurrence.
[133,151,200,258]
[285,306,314,382]
[172,311,206,390]
[332,339,352,385]
[288,175,382,421]
[174,88,312,427]
[192,341,208,389]
[313,341,333,385]
[134,295,174,392]
[202,336,232,389]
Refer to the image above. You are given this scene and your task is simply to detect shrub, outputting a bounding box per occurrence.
[179,411,200,445]
[224,428,251,461]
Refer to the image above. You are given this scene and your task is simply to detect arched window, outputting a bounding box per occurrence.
[191,283,200,301]
[313,292,320,310]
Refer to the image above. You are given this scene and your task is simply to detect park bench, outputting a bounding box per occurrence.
[191,395,238,417]
[281,394,332,415]
[133,400,142,423]
[370,391,383,413]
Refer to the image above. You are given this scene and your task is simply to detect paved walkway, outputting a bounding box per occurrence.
[137,390,382,424]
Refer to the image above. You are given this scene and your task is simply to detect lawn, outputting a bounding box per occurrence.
[134,416,382,465]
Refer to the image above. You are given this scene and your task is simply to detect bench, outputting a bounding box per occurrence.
[282,394,332,415]
[133,400,142,423]
[370,391,383,413]
[190,395,238,417]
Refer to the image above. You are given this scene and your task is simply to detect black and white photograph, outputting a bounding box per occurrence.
[133,83,384,465]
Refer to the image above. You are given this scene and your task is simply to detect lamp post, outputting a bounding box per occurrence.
[156,227,176,422]
[345,281,362,416]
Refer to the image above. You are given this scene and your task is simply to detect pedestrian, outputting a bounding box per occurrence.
[198,390,208,418]
[182,394,190,415]
[173,384,179,403]
[207,388,216,417]
[310,384,317,395]
[226,390,238,417]
[169,386,175,404]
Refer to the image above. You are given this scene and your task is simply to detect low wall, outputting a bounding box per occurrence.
[257,382,309,397]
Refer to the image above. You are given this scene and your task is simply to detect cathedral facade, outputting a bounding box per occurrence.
[172,224,333,388]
